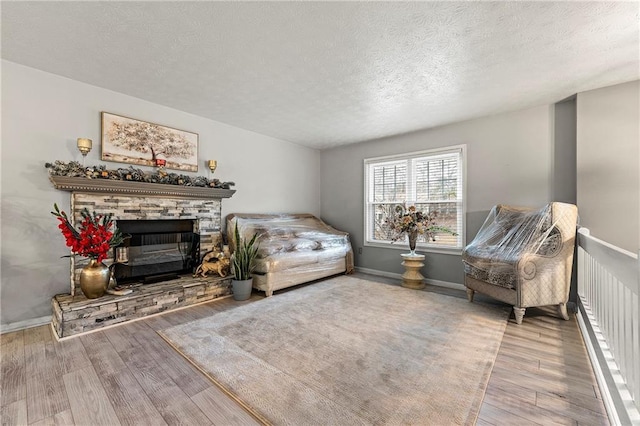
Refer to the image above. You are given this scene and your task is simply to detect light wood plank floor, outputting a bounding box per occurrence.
[1,273,609,425]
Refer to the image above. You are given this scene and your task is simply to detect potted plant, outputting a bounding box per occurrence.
[230,223,259,301]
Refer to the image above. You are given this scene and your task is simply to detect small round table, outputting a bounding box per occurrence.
[401,253,425,289]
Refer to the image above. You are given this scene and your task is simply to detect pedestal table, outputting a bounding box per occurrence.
[401,253,425,289]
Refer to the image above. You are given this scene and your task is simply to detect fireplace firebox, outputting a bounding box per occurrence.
[114,219,200,284]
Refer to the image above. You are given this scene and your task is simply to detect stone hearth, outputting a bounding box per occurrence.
[52,276,231,338]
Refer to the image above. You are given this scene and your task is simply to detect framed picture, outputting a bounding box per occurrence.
[101,112,199,172]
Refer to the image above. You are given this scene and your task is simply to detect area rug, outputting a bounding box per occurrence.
[159,276,509,425]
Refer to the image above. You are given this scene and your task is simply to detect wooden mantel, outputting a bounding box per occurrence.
[49,176,235,199]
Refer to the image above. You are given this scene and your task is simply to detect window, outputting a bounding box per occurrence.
[364,145,465,252]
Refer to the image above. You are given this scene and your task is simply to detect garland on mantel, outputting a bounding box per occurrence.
[45,161,235,190]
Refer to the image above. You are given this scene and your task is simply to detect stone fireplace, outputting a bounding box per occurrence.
[69,191,224,295]
[49,176,236,338]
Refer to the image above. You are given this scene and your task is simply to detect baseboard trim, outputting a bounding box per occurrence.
[355,267,465,291]
[1,315,51,334]
[425,278,466,291]
[355,267,402,280]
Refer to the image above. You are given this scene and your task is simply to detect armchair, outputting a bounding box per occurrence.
[462,202,578,324]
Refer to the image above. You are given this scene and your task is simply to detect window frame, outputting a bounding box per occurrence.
[363,144,467,255]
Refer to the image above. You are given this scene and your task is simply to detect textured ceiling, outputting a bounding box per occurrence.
[2,2,638,149]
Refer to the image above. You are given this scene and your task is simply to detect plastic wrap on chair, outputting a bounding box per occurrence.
[462,204,565,289]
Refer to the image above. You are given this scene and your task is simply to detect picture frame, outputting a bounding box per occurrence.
[101,112,199,172]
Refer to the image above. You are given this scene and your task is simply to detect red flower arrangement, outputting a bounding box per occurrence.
[51,204,127,263]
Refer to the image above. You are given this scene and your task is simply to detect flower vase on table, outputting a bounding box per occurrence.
[384,204,458,289]
[384,204,457,254]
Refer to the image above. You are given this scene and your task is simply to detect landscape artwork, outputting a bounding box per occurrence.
[101,112,198,172]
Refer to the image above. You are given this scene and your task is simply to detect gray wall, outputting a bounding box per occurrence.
[1,60,321,328]
[321,105,553,284]
[552,97,577,204]
[551,97,578,304]
[577,80,639,253]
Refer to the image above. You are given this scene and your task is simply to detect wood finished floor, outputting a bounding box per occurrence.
[1,273,609,425]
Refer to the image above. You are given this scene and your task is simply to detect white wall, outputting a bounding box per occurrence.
[0,60,320,328]
[321,105,553,284]
[577,80,639,253]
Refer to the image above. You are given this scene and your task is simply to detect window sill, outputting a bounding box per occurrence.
[363,241,463,256]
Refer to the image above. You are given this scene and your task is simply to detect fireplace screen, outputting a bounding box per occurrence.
[114,219,199,284]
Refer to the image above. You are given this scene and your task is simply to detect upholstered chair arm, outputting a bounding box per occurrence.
[516,252,571,307]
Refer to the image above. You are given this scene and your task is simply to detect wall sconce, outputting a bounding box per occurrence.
[77,138,92,166]
[207,160,217,177]
[77,138,92,156]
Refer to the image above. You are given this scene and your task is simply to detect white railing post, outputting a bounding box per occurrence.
[577,228,639,425]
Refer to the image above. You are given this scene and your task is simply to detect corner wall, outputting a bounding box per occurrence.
[1,60,321,328]
[577,80,639,253]
[320,105,553,284]
[552,97,577,204]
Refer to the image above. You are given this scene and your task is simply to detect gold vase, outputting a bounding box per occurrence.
[80,259,110,299]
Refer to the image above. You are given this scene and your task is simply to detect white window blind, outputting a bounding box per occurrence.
[364,146,465,251]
